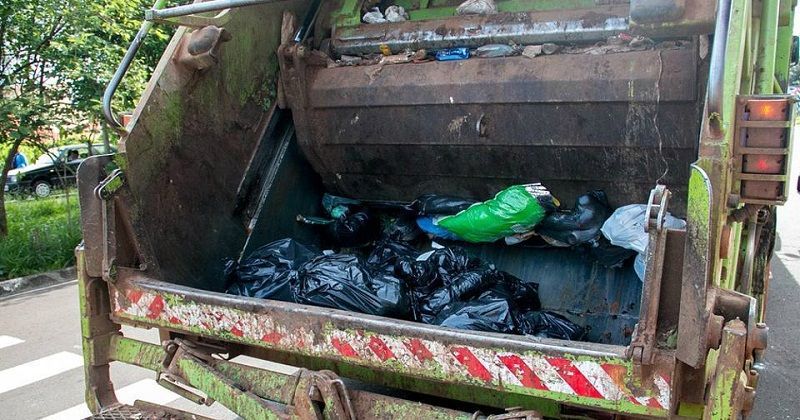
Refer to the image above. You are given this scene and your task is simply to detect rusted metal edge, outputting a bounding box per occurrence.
[108,272,674,417]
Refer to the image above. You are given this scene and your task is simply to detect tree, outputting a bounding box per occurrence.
[0,0,170,236]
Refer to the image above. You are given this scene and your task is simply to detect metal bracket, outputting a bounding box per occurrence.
[629,185,671,365]
[94,169,126,201]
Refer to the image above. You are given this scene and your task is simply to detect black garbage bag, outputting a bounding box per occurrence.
[383,217,425,242]
[536,191,612,247]
[484,272,541,313]
[296,254,411,318]
[225,238,317,301]
[425,247,474,284]
[417,269,500,323]
[435,296,516,333]
[518,311,586,340]
[587,237,637,268]
[365,239,419,268]
[411,194,478,215]
[298,194,380,248]
[395,256,438,293]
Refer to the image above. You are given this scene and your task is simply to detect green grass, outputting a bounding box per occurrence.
[0,196,82,280]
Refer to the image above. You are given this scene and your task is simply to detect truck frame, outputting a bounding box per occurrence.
[77,0,796,418]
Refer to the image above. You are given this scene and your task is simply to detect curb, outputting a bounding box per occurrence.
[0,266,77,298]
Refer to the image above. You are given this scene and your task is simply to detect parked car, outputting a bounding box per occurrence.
[5,144,116,197]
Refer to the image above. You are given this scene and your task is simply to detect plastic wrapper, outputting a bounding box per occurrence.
[362,7,386,24]
[456,0,498,15]
[296,254,410,318]
[475,44,516,58]
[518,311,585,340]
[435,48,470,61]
[384,5,408,22]
[437,183,556,243]
[536,191,611,247]
[435,297,515,333]
[225,238,317,301]
[600,204,686,254]
[416,216,461,240]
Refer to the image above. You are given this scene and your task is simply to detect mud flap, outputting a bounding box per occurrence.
[677,165,715,368]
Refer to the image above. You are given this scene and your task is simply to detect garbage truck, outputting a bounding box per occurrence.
[77,0,797,418]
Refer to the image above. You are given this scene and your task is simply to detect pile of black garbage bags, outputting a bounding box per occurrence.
[225,237,584,339]
[224,188,650,340]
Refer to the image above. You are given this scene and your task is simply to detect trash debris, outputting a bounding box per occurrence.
[435,48,470,61]
[536,191,611,247]
[297,193,380,247]
[522,45,543,59]
[380,52,414,65]
[541,43,560,55]
[383,217,424,242]
[587,236,637,268]
[600,204,686,254]
[362,7,387,24]
[437,183,556,243]
[224,238,316,301]
[384,5,408,22]
[416,216,462,240]
[475,44,516,58]
[411,194,477,215]
[296,254,411,318]
[456,0,497,15]
[601,204,686,280]
[518,311,586,340]
[435,297,515,333]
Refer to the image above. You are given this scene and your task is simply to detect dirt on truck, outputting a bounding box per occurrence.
[77,0,796,418]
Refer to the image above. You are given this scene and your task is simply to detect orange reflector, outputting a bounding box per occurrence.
[748,99,788,121]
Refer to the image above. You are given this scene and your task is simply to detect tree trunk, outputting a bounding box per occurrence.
[0,137,24,237]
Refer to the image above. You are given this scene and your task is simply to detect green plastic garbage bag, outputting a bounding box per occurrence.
[437,184,555,243]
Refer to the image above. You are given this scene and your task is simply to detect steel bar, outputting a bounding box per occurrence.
[103,0,168,132]
[706,0,733,137]
[146,0,278,21]
[755,0,780,93]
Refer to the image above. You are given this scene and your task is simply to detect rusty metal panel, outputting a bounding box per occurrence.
[311,49,697,107]
[119,1,313,291]
[109,274,675,417]
[290,47,700,216]
[332,6,630,56]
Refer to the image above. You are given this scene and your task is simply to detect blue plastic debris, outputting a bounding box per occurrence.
[435,48,470,61]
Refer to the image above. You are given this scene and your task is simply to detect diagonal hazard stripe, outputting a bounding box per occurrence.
[367,336,395,361]
[547,357,604,399]
[331,337,358,358]
[404,338,434,363]
[499,355,547,390]
[451,347,492,382]
[574,361,626,401]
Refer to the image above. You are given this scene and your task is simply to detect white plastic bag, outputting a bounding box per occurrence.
[602,204,686,281]
[600,204,685,254]
[456,0,497,15]
[363,7,387,24]
[385,5,408,22]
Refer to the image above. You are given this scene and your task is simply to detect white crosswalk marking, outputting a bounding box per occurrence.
[40,378,180,420]
[0,335,24,350]
[0,351,83,395]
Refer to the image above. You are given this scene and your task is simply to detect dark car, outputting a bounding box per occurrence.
[6,144,116,197]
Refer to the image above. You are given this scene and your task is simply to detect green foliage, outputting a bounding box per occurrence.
[0,196,81,279]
